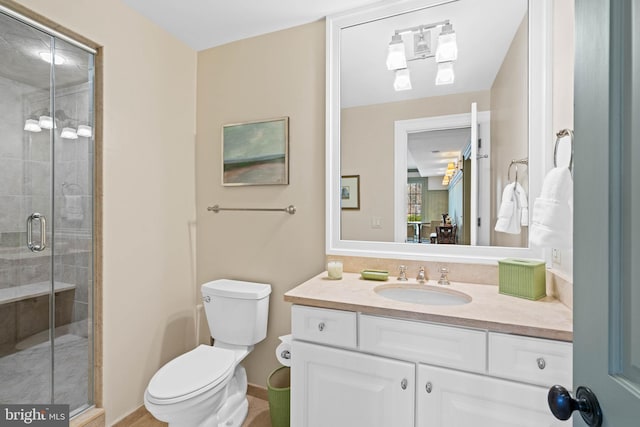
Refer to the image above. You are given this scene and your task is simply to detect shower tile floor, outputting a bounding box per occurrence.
[0,333,89,411]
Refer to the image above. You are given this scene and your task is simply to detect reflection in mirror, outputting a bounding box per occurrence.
[339,0,529,248]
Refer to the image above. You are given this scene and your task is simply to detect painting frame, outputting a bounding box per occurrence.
[222,117,289,186]
[341,175,360,210]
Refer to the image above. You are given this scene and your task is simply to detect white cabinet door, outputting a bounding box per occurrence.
[417,365,568,427]
[291,340,415,427]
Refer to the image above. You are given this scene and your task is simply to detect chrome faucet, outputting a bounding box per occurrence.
[398,265,408,281]
[437,267,450,286]
[417,266,426,284]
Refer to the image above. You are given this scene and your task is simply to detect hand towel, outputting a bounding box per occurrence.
[530,167,573,248]
[64,195,84,221]
[495,182,529,234]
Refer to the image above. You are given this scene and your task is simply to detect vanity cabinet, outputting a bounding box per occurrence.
[292,341,415,427]
[290,305,572,427]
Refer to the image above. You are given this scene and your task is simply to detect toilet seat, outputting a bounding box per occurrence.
[146,345,236,405]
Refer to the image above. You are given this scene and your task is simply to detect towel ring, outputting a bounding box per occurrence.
[507,159,529,183]
[554,129,574,172]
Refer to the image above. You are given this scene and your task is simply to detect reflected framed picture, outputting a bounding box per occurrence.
[341,175,360,210]
[222,117,289,186]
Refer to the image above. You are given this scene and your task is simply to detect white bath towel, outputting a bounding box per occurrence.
[64,195,84,221]
[530,167,573,248]
[495,182,529,234]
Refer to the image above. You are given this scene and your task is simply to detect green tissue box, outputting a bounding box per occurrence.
[498,258,546,300]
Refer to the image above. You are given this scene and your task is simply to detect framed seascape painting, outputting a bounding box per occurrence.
[222,117,289,186]
[341,175,360,210]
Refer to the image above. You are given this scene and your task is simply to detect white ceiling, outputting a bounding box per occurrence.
[340,0,528,107]
[408,127,470,177]
[120,0,382,51]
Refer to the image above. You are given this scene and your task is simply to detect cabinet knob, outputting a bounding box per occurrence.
[400,378,408,390]
[548,385,602,427]
[537,357,546,370]
[425,382,433,393]
[318,322,326,332]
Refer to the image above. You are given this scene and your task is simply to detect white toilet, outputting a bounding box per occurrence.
[144,279,271,427]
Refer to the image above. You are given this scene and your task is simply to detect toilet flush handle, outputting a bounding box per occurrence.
[202,295,211,303]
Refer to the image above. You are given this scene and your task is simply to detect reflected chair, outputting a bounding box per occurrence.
[436,225,457,244]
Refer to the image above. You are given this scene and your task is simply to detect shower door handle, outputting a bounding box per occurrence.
[27,212,47,252]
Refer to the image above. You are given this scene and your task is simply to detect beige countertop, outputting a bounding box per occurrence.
[284,272,573,342]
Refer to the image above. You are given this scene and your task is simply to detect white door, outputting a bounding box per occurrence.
[548,0,640,425]
[417,365,563,427]
[291,341,415,427]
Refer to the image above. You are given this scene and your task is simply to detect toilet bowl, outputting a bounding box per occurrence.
[144,280,271,427]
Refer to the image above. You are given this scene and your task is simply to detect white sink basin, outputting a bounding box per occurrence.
[375,284,471,306]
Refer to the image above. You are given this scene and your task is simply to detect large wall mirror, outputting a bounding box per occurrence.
[327,0,554,263]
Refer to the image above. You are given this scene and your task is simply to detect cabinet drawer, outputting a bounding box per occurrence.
[291,305,357,349]
[360,315,487,373]
[488,333,572,388]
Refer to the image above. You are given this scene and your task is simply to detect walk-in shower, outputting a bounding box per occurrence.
[0,7,95,417]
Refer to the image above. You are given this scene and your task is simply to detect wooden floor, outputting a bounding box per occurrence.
[126,395,271,427]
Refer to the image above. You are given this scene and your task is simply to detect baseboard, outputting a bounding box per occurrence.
[247,383,268,401]
[112,383,268,426]
[112,406,148,427]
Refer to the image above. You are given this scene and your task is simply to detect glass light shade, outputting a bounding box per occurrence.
[24,119,42,132]
[61,127,78,139]
[38,115,54,129]
[77,125,92,137]
[442,175,450,186]
[436,32,458,63]
[393,69,412,91]
[39,52,66,65]
[435,62,455,85]
[386,35,407,70]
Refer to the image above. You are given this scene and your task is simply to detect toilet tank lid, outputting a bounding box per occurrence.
[202,279,271,300]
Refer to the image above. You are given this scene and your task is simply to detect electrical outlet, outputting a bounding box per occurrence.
[371,216,382,229]
[552,248,561,264]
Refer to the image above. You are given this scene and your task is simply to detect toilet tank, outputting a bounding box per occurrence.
[201,279,271,346]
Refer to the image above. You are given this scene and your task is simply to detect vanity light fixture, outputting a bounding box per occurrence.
[442,175,450,186]
[436,61,455,85]
[386,20,458,90]
[38,115,54,129]
[394,68,412,91]
[61,127,78,139]
[24,109,92,139]
[24,119,41,132]
[435,23,458,63]
[77,125,92,138]
[386,34,407,70]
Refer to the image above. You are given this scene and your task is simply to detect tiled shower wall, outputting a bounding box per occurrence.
[0,75,92,350]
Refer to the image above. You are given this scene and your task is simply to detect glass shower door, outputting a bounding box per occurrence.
[0,9,95,416]
[0,12,55,405]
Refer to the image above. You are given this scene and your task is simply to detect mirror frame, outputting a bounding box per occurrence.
[326,0,552,264]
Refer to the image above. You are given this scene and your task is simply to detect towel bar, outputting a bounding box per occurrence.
[207,205,296,214]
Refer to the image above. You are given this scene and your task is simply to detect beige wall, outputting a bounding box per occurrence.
[341,91,490,242]
[12,0,197,424]
[195,22,326,387]
[490,15,529,247]
[552,0,575,277]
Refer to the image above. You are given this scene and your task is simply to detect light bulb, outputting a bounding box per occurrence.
[61,127,78,140]
[393,69,412,91]
[24,119,42,132]
[77,125,92,137]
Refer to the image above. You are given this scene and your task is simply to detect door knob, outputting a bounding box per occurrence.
[548,385,602,427]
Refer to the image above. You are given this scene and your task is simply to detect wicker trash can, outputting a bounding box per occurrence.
[267,366,290,427]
